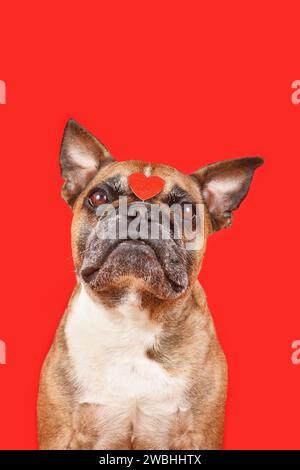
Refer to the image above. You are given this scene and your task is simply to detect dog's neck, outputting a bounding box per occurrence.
[66,283,163,369]
[70,281,194,327]
[75,283,152,325]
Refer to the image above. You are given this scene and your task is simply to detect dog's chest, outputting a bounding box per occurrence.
[65,288,186,421]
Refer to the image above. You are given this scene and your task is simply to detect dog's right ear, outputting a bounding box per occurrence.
[60,119,114,206]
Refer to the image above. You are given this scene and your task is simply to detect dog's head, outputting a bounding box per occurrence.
[60,119,263,301]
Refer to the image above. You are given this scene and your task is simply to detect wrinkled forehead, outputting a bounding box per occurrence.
[85,160,202,200]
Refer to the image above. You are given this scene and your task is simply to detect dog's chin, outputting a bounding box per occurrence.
[80,240,188,300]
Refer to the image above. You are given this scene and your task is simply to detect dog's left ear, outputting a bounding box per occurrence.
[60,119,114,206]
[192,157,263,231]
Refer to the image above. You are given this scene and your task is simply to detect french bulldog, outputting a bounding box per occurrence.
[37,119,263,450]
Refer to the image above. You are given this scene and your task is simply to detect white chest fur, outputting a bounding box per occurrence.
[65,286,186,418]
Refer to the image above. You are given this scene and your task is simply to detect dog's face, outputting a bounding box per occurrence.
[60,120,263,301]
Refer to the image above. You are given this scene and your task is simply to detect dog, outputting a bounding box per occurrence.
[37,119,263,450]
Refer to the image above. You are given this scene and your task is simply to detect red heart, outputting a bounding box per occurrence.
[128,173,165,200]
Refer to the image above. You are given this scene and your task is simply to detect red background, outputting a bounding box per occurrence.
[0,1,299,450]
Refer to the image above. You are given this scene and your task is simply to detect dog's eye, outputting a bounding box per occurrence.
[88,190,108,208]
[182,203,196,220]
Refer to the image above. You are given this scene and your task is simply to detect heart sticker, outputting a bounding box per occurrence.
[128,173,165,200]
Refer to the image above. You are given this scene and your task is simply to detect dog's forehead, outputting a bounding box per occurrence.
[91,160,200,197]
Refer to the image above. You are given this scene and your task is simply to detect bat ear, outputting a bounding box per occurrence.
[59,119,114,206]
[192,157,263,231]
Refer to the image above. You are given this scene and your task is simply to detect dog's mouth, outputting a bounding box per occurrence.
[81,240,155,282]
[80,239,189,299]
